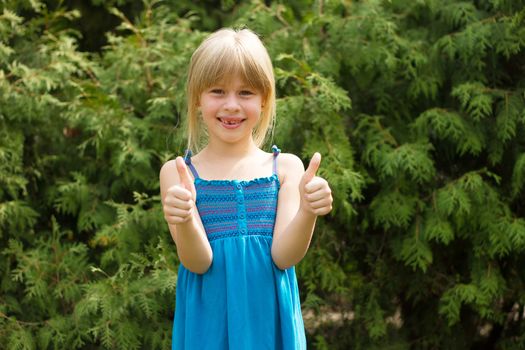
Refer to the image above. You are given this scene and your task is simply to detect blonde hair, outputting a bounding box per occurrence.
[186,28,276,151]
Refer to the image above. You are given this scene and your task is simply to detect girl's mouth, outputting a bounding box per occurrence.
[218,117,245,129]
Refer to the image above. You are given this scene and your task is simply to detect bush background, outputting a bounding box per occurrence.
[1,0,525,349]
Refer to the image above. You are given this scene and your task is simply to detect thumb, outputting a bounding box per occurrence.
[175,156,195,194]
[303,152,321,184]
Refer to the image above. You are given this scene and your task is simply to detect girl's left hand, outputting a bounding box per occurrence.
[299,153,333,216]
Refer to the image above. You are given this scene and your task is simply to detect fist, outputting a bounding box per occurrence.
[163,157,197,225]
[299,153,333,216]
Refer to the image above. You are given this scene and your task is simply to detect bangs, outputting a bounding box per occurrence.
[194,41,271,95]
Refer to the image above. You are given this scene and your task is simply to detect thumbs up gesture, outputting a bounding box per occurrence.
[299,153,333,216]
[163,157,197,225]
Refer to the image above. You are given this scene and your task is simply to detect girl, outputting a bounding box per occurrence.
[160,28,333,349]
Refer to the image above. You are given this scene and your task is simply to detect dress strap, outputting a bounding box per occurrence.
[272,145,281,174]
[183,149,200,179]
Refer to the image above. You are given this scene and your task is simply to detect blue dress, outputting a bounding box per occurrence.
[172,146,306,350]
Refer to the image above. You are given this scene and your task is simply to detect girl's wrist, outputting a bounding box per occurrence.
[298,204,318,220]
[176,214,196,230]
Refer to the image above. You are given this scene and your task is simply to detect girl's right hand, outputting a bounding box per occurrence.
[163,157,197,225]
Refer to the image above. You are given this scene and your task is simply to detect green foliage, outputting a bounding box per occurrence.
[1,0,525,349]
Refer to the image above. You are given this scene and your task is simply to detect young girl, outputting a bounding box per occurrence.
[160,28,333,349]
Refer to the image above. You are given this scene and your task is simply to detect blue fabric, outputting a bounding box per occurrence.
[172,149,306,350]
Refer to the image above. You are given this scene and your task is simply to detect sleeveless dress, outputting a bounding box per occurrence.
[172,146,306,350]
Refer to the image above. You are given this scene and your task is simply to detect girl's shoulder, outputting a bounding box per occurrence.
[159,158,184,188]
[276,152,305,183]
[159,158,178,178]
[276,152,303,169]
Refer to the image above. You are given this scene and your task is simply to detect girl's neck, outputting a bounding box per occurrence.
[202,138,260,160]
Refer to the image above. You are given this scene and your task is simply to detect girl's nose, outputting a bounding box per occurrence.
[223,93,240,111]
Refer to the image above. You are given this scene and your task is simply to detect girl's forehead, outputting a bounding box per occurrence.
[210,77,248,87]
[206,74,256,89]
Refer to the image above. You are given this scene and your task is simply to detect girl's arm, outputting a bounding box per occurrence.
[160,157,213,274]
[271,153,333,270]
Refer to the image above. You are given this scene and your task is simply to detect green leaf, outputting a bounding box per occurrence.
[424,214,455,245]
[511,153,525,198]
[399,235,433,272]
[371,190,419,229]
[379,143,436,183]
[451,82,493,120]
[435,183,471,217]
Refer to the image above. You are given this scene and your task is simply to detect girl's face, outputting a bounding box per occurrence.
[199,74,263,146]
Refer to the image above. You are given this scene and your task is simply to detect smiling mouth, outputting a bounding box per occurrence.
[218,117,245,126]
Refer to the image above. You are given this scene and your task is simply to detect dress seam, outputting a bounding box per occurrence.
[208,234,274,243]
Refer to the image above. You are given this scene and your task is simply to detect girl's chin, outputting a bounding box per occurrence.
[209,128,254,144]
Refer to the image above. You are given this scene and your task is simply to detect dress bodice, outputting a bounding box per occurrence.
[194,175,280,241]
[183,145,282,242]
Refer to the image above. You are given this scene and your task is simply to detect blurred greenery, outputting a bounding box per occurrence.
[1,0,525,348]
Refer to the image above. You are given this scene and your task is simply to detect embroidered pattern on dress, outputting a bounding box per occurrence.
[195,177,279,241]
[185,146,281,242]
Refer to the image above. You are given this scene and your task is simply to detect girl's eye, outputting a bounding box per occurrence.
[239,90,254,96]
[210,89,224,94]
